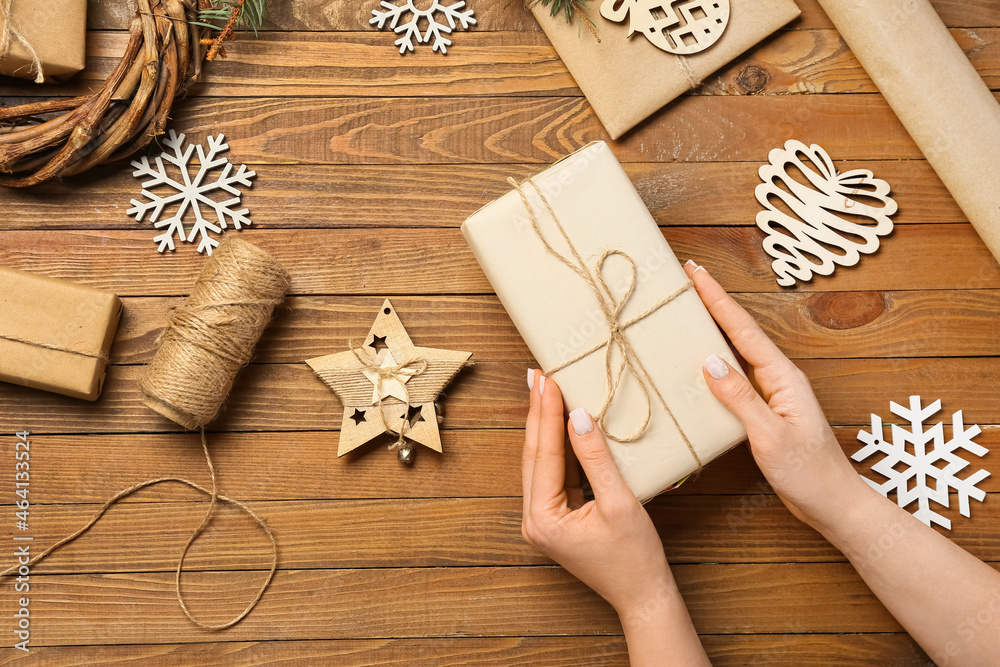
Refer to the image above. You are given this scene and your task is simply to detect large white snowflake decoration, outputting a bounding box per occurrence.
[127,131,256,255]
[853,396,990,530]
[370,0,476,55]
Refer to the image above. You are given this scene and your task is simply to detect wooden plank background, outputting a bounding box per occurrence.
[0,0,997,663]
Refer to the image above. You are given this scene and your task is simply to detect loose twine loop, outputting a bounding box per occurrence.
[507,176,702,470]
[1,237,291,631]
[0,0,45,83]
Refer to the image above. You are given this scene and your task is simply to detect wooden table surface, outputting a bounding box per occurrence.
[1,0,998,664]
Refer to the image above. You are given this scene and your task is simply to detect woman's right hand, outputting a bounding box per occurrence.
[683,261,868,531]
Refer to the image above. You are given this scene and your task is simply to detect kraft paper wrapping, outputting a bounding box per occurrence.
[530,0,801,139]
[462,142,746,502]
[815,0,1000,265]
[0,0,87,82]
[0,267,122,400]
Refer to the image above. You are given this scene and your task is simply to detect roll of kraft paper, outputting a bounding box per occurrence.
[816,0,1000,265]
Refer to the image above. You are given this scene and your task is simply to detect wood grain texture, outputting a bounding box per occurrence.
[5,492,995,574]
[100,290,1000,367]
[2,359,999,433]
[0,226,997,297]
[83,0,1000,31]
[159,94,929,164]
[0,160,967,231]
[1,428,996,503]
[2,29,994,99]
[0,634,936,667]
[0,563,936,644]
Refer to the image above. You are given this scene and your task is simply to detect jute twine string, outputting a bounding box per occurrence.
[140,238,291,430]
[318,346,429,450]
[507,176,701,469]
[0,0,44,83]
[0,237,290,630]
[0,332,109,362]
[0,429,278,631]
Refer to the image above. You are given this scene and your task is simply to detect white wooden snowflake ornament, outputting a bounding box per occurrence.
[755,140,897,286]
[127,131,256,255]
[370,0,476,54]
[601,0,730,55]
[853,396,990,530]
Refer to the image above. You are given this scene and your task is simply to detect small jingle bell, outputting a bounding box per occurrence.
[397,443,414,464]
[434,400,445,426]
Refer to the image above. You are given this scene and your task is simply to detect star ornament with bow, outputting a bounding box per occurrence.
[306,300,473,462]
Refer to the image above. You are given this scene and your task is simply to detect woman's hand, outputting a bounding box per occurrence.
[522,370,710,665]
[683,260,867,532]
[684,261,1000,664]
[522,370,673,613]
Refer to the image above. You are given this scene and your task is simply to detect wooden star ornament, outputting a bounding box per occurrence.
[306,300,473,461]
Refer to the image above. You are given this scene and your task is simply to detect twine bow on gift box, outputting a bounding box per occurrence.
[507,177,703,471]
[0,0,45,83]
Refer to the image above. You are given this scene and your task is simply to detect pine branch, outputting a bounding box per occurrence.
[532,0,599,40]
[194,0,269,60]
[535,0,590,24]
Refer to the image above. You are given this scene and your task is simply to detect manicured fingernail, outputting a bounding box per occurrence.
[569,408,593,435]
[539,375,546,396]
[684,259,706,274]
[704,354,730,380]
[527,368,535,391]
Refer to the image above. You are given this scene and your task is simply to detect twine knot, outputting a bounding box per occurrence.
[507,176,702,470]
[0,0,46,83]
[351,346,428,450]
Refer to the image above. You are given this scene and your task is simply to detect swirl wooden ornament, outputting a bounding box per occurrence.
[600,0,730,55]
[755,140,898,287]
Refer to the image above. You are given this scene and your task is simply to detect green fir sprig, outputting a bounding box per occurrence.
[191,0,269,60]
[536,0,591,23]
[532,0,599,39]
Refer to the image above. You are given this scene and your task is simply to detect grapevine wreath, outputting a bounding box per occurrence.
[0,0,263,187]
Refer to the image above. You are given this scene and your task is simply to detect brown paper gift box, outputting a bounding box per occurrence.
[0,267,122,400]
[530,0,801,139]
[462,141,747,502]
[0,0,87,82]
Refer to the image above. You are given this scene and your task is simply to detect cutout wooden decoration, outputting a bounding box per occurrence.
[306,300,472,462]
[600,0,730,55]
[755,140,898,287]
[853,396,990,531]
[370,0,477,55]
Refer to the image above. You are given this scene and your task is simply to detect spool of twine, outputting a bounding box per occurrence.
[141,237,291,427]
[1,237,291,631]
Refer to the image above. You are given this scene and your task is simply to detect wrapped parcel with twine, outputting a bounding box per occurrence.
[1,237,290,630]
[462,141,746,502]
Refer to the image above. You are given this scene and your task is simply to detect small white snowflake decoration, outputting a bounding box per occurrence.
[127,131,256,255]
[370,0,476,55]
[853,396,990,530]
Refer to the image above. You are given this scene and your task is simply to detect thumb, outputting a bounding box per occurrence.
[566,408,632,499]
[702,354,775,437]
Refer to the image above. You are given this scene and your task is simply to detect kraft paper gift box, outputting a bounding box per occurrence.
[530,0,801,139]
[462,141,746,501]
[0,0,87,82]
[0,267,122,400]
